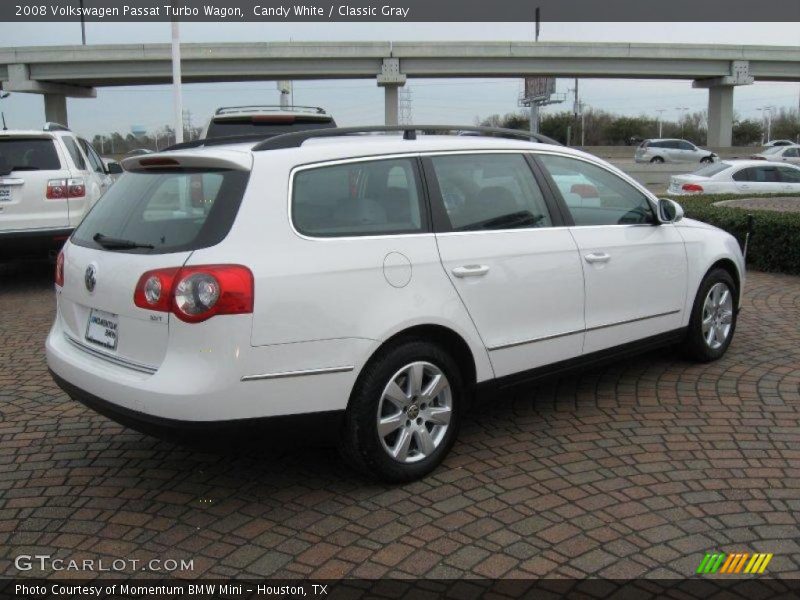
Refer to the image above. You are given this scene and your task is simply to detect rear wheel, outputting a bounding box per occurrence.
[340,340,463,482]
[683,268,737,362]
[650,156,665,164]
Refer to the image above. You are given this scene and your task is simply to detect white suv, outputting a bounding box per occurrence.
[635,139,717,164]
[46,126,745,482]
[0,124,118,260]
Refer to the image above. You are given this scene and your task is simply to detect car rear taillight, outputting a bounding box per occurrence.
[134,265,253,323]
[46,179,67,199]
[67,178,85,198]
[46,179,85,199]
[681,183,704,193]
[55,249,65,287]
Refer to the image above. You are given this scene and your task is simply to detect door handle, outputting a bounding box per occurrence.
[584,252,611,264]
[452,264,490,278]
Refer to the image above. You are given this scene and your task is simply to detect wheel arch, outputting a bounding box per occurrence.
[707,258,742,305]
[359,324,481,391]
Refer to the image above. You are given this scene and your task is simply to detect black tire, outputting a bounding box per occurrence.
[700,156,714,164]
[340,339,463,483]
[650,156,665,164]
[682,268,738,362]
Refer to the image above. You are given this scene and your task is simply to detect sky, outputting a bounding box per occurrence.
[0,21,798,140]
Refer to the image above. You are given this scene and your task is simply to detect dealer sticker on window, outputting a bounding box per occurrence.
[85,308,119,350]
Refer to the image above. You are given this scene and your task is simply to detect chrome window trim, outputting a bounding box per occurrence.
[64,333,158,375]
[487,309,681,352]
[241,365,354,382]
[286,148,661,240]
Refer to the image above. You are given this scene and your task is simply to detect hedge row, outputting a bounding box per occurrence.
[666,193,800,275]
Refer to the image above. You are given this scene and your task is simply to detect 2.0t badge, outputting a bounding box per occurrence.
[84,264,97,293]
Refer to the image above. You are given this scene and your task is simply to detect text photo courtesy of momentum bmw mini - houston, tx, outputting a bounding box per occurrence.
[1,0,800,597]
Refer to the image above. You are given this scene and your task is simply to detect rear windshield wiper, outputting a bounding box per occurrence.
[93,233,155,250]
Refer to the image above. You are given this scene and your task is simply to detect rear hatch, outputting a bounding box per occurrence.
[58,150,251,371]
[206,113,335,139]
[634,140,649,159]
[0,134,72,232]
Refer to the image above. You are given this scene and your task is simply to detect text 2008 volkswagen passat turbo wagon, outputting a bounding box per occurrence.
[46,126,745,482]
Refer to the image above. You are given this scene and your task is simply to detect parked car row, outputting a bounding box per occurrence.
[0,106,334,261]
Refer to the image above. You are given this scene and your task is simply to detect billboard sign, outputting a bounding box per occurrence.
[524,77,556,101]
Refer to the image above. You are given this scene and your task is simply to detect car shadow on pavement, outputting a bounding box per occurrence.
[0,259,55,293]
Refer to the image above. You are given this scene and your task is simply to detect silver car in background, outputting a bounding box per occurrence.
[635,139,717,164]
[750,144,800,165]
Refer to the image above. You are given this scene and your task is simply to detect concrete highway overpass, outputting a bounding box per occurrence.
[2,41,798,145]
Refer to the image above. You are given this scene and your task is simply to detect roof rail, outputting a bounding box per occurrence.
[43,122,70,132]
[214,105,328,116]
[252,125,561,151]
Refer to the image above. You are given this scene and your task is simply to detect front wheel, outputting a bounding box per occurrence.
[683,268,738,362]
[700,156,714,164]
[340,340,463,482]
[650,156,665,164]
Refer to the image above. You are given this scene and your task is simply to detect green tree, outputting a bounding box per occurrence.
[732,119,763,146]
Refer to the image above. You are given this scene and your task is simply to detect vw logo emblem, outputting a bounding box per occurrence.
[85,264,97,293]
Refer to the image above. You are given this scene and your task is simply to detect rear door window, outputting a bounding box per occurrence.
[0,138,61,173]
[778,166,800,183]
[71,169,249,253]
[292,157,425,237]
[427,153,552,231]
[79,139,105,174]
[62,137,87,171]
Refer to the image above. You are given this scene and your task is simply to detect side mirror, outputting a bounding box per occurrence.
[657,198,684,224]
[105,161,123,175]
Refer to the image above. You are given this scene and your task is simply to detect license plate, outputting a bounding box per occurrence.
[85,309,119,350]
[0,187,10,202]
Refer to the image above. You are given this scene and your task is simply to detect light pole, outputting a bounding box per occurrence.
[655,109,666,137]
[757,106,775,143]
[170,8,184,145]
[675,107,689,137]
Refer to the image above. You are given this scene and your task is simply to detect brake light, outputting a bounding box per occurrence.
[46,179,67,199]
[133,265,253,323]
[55,249,65,287]
[67,178,85,198]
[681,183,704,193]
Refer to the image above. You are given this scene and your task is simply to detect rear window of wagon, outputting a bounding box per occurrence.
[71,169,249,254]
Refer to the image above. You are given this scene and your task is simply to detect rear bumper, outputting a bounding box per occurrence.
[50,369,344,442]
[45,310,368,422]
[0,227,72,260]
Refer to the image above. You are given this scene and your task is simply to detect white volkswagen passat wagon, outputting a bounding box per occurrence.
[46,127,745,482]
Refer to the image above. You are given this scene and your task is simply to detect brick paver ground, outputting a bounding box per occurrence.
[1,262,799,579]
[714,197,800,213]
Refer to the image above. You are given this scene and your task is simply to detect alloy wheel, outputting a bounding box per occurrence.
[702,282,734,350]
[376,361,452,463]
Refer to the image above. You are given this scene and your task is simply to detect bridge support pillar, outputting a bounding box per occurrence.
[694,60,754,148]
[384,85,399,126]
[44,94,68,127]
[377,58,406,126]
[706,86,734,147]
